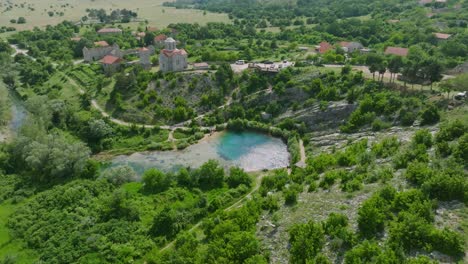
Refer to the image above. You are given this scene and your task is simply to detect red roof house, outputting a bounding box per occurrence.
[434,32,451,40]
[317,42,333,54]
[384,47,409,57]
[100,55,122,75]
[101,55,122,65]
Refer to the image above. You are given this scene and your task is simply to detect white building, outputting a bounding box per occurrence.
[159,37,188,72]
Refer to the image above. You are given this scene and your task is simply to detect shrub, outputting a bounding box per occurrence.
[101,165,137,186]
[262,195,279,212]
[435,120,466,142]
[371,137,400,158]
[420,104,440,125]
[412,129,433,148]
[142,168,172,193]
[308,153,336,173]
[405,162,433,185]
[357,196,388,237]
[227,167,252,188]
[284,188,298,205]
[323,213,348,235]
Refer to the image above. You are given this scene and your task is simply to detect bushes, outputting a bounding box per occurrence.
[357,195,388,237]
[142,168,172,193]
[435,120,466,142]
[289,220,325,264]
[287,135,300,164]
[371,137,400,158]
[420,104,440,126]
[101,165,137,186]
[308,153,336,173]
[412,129,433,148]
[421,172,467,202]
[405,161,433,185]
[259,169,289,196]
[284,188,298,205]
[227,167,252,188]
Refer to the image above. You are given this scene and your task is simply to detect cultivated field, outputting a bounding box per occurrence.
[0,0,230,30]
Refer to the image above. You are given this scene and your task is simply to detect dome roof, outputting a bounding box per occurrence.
[165,37,176,43]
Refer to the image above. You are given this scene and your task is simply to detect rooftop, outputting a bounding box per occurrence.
[318,41,333,54]
[384,46,409,57]
[94,41,109,47]
[194,62,209,67]
[97,28,122,34]
[154,34,167,42]
[101,55,122,65]
[434,32,451,39]
[160,48,187,57]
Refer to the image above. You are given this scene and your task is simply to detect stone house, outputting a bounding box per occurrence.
[138,46,155,69]
[159,37,188,72]
[83,41,122,62]
[339,41,364,53]
[101,55,122,75]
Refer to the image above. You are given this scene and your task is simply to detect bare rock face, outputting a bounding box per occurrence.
[278,101,357,131]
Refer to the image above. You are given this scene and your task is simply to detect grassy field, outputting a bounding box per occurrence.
[0,202,39,263]
[0,0,230,31]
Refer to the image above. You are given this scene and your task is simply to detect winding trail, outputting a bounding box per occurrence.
[159,171,268,253]
[65,75,216,131]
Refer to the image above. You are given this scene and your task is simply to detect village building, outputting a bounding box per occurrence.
[384,46,409,57]
[159,37,188,72]
[133,31,146,41]
[316,42,333,54]
[82,41,122,62]
[138,46,155,69]
[97,28,123,35]
[434,32,452,40]
[101,55,122,75]
[193,62,210,70]
[154,34,168,47]
[339,41,364,53]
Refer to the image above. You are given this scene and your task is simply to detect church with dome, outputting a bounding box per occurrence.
[159,37,188,72]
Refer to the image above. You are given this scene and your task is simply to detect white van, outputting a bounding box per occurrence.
[236,60,245,65]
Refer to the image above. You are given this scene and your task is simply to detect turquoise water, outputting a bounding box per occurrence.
[111,131,290,175]
[217,131,272,160]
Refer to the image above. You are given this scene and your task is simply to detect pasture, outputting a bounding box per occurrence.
[0,0,230,31]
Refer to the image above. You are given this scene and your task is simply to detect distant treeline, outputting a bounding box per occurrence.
[84,8,138,23]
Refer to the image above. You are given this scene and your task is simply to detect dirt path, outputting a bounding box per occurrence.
[295,139,307,168]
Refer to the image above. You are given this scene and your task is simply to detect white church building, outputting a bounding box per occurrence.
[159,37,188,72]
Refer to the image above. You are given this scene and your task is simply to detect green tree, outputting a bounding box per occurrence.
[227,167,252,188]
[142,168,172,193]
[289,220,325,264]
